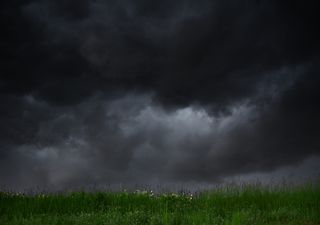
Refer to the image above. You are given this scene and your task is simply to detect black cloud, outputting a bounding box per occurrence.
[0,0,320,189]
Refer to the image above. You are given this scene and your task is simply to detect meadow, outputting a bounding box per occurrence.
[1,184,319,225]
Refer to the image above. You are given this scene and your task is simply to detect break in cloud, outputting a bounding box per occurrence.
[0,0,320,190]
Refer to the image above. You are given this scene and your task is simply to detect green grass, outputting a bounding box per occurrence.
[1,184,319,225]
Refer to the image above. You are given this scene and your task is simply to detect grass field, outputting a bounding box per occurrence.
[1,184,319,225]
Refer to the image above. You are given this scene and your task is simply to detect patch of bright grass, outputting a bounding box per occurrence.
[0,184,319,225]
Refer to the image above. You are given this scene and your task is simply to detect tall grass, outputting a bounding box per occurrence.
[1,183,319,225]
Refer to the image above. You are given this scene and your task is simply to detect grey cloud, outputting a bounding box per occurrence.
[1,0,320,190]
[1,69,319,190]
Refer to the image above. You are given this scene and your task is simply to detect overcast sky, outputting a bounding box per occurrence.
[1,0,320,190]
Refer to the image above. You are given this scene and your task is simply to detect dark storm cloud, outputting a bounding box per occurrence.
[0,0,320,189]
[2,0,319,106]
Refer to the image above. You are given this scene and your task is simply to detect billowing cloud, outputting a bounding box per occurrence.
[0,0,319,190]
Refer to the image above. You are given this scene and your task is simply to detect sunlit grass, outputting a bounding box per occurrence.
[1,183,319,225]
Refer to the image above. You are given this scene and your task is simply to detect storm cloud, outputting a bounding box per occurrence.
[0,0,320,190]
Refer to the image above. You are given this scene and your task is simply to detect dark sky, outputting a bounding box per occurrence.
[1,0,320,190]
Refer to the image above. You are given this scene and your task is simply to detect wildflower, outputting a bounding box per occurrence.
[171,193,179,198]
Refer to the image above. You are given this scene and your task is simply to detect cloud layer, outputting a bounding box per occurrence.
[1,0,320,189]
